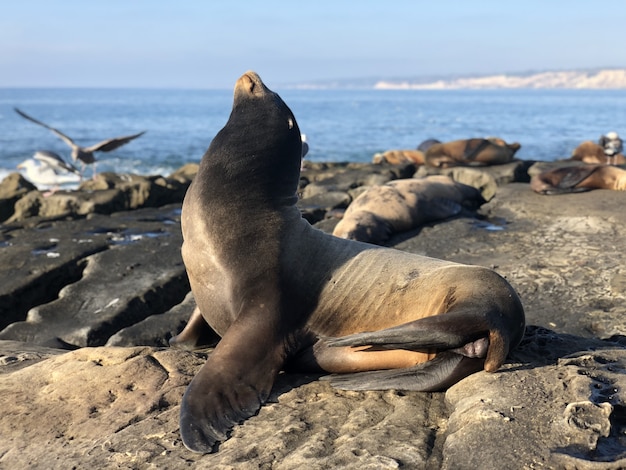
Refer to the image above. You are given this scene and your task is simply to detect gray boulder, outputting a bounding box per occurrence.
[0,165,197,223]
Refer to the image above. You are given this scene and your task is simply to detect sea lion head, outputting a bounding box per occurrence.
[334,211,393,244]
[198,71,303,205]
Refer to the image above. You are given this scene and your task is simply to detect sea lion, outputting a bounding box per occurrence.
[332,175,485,244]
[531,164,626,194]
[425,137,521,168]
[172,71,526,453]
[372,149,425,165]
[372,139,442,165]
[570,140,626,165]
[417,138,441,152]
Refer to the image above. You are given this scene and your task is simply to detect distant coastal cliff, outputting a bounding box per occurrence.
[374,68,626,90]
[289,68,626,90]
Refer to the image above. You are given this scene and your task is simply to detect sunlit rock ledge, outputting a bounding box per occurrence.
[375,68,626,90]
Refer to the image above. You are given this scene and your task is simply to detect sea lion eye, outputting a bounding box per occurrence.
[287,118,294,129]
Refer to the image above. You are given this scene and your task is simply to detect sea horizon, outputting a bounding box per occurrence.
[2,87,626,183]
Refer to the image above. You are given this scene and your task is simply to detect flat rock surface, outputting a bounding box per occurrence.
[1,170,626,469]
[0,204,190,347]
[1,331,624,469]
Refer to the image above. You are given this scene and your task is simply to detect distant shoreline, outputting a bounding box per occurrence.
[4,68,626,91]
[287,68,626,90]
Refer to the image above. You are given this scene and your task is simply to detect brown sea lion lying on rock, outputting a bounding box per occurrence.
[570,140,626,165]
[332,175,485,244]
[425,137,521,168]
[531,164,626,194]
[372,139,441,165]
[372,149,425,165]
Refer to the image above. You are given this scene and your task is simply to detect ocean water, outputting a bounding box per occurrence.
[1,87,626,182]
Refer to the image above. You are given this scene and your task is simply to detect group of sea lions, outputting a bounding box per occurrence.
[341,139,626,243]
[530,134,626,194]
[526,134,626,194]
[530,164,626,194]
[373,136,522,168]
[373,129,626,197]
[169,71,526,453]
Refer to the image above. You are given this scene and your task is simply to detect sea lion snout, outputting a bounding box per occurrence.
[236,71,268,97]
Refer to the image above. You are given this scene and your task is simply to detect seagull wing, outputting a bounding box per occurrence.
[33,150,80,174]
[14,108,77,149]
[85,131,146,153]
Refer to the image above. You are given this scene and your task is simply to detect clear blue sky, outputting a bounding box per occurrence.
[2,0,625,89]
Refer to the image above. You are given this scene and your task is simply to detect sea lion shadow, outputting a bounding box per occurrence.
[265,372,323,402]
[385,211,479,248]
[386,225,426,246]
[502,325,626,372]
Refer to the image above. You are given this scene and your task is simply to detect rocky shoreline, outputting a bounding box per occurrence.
[1,159,625,469]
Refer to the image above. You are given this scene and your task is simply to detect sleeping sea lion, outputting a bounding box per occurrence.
[570,140,626,165]
[531,164,626,194]
[425,137,521,168]
[332,175,485,244]
[372,149,425,165]
[417,138,441,152]
[172,71,526,453]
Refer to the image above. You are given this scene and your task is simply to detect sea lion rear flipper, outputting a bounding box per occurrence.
[326,310,513,373]
[179,318,284,453]
[327,352,484,391]
[326,311,488,351]
[421,197,463,221]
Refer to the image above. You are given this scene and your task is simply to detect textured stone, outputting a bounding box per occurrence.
[443,328,626,469]
[1,330,624,469]
[0,204,188,346]
[0,165,196,223]
[2,164,626,468]
[0,173,37,222]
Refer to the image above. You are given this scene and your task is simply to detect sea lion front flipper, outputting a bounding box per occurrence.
[179,318,285,453]
[327,352,484,391]
[555,166,601,190]
[169,306,219,350]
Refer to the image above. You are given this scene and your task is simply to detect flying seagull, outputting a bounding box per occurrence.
[17,150,81,194]
[14,107,145,178]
